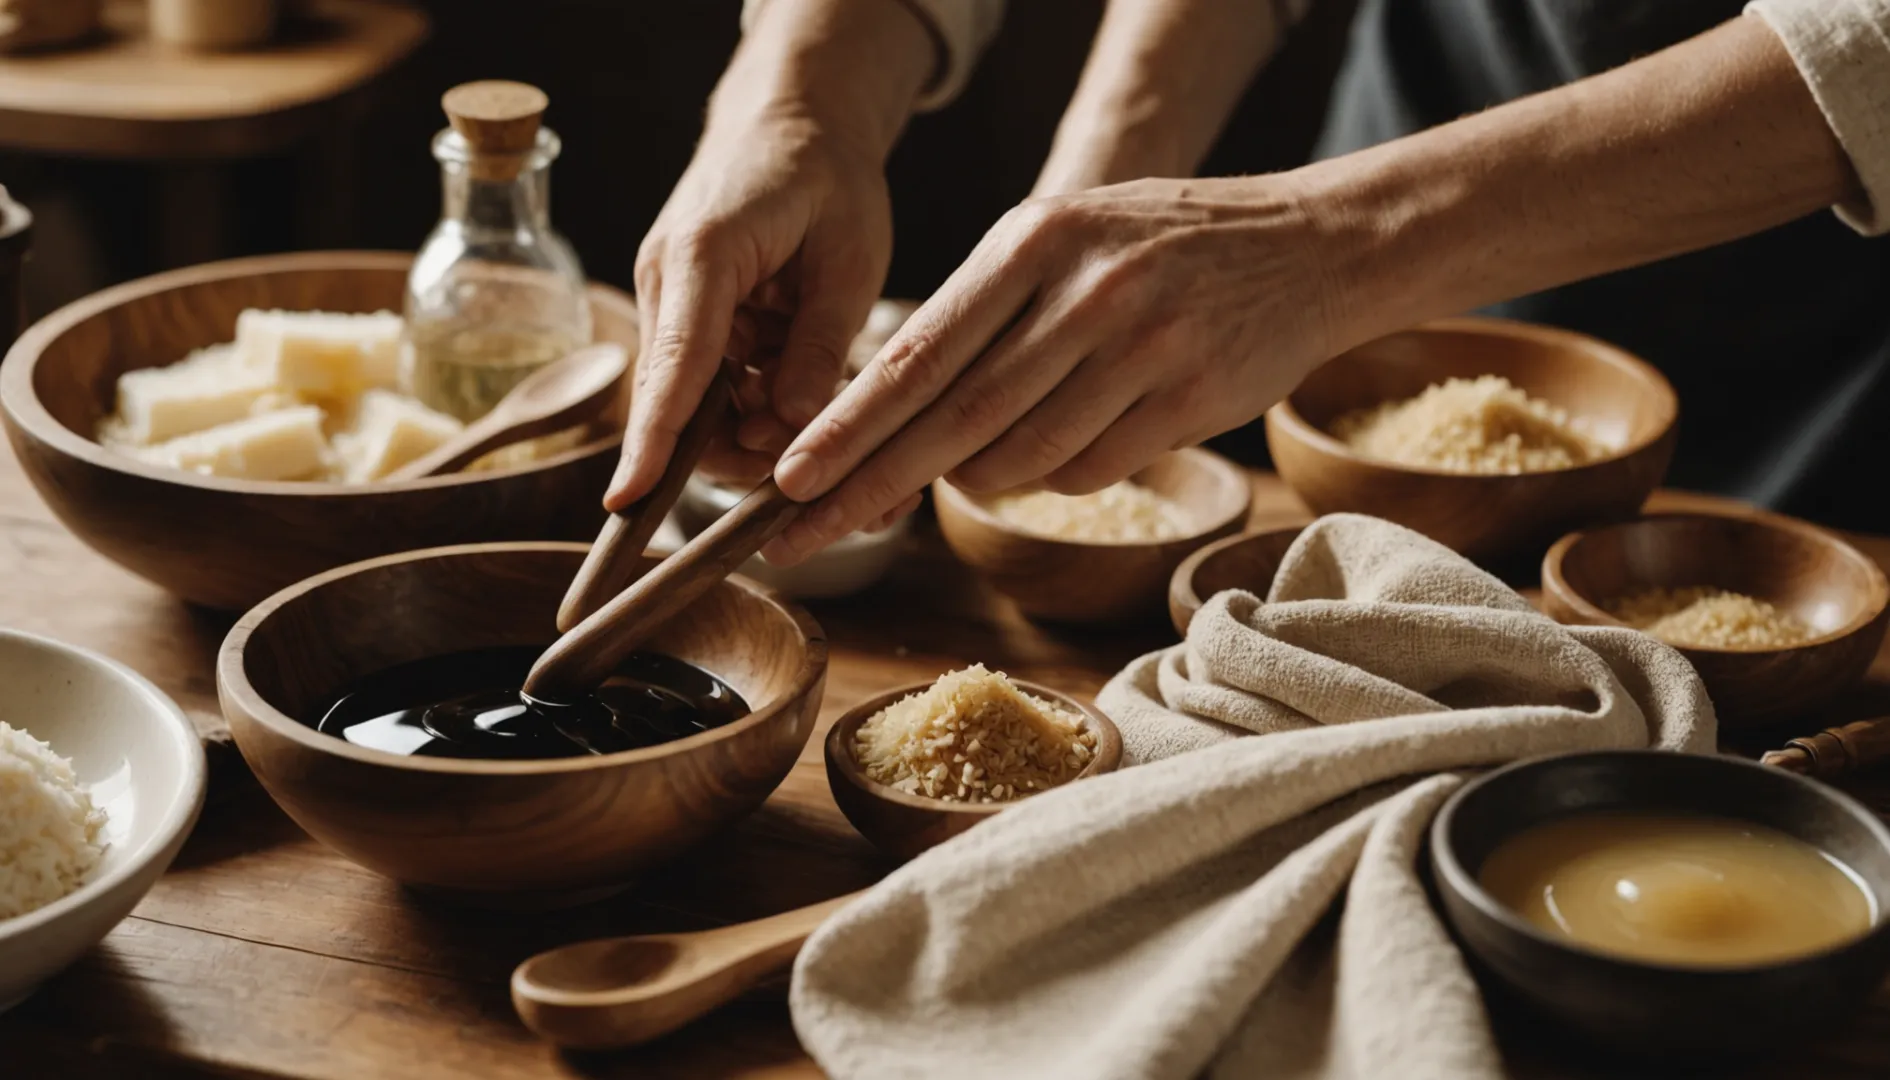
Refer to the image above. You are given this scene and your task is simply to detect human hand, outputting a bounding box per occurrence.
[605,115,892,511]
[761,175,1346,563]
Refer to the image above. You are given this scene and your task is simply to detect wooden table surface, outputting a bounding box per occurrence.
[3,436,1889,1079]
[0,0,428,159]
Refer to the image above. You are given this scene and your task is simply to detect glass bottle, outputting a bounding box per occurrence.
[405,81,591,422]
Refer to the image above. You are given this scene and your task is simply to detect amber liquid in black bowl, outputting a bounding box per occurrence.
[311,646,749,760]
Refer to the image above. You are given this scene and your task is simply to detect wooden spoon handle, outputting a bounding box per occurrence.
[385,412,515,481]
[1762,716,1890,778]
[556,372,735,632]
[526,478,803,701]
[511,891,862,1050]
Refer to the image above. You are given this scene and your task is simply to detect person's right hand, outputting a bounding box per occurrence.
[605,114,893,512]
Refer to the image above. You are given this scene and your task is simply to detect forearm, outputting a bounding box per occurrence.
[1302,15,1861,348]
[1034,0,1286,196]
[710,0,935,162]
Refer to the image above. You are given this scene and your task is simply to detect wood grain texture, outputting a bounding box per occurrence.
[0,0,427,158]
[7,437,1890,1077]
[1541,512,1890,728]
[219,542,829,901]
[1168,523,1309,636]
[0,250,637,611]
[1266,317,1678,565]
[822,681,1123,861]
[1766,717,1890,779]
[932,447,1251,624]
[512,889,865,1050]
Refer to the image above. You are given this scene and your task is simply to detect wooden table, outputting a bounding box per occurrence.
[0,0,428,265]
[3,436,1889,1078]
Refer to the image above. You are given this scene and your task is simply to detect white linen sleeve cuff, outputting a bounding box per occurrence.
[1746,0,1890,236]
[741,0,1005,113]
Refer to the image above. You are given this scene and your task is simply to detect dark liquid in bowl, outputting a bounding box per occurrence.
[311,646,749,760]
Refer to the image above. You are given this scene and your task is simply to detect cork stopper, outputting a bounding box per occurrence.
[442,80,549,181]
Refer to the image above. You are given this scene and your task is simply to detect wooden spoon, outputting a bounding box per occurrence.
[523,477,803,703]
[555,371,734,632]
[384,343,629,481]
[512,891,861,1050]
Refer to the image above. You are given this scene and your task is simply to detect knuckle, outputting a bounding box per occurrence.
[946,381,1012,434]
[874,328,946,385]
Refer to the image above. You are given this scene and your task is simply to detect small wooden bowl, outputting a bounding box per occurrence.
[823,681,1123,860]
[218,542,828,906]
[1167,524,1308,636]
[932,448,1251,623]
[1541,512,1890,728]
[1432,750,1890,1060]
[1,251,636,611]
[1266,316,1677,564]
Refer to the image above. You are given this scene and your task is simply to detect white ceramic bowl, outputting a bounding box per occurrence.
[0,629,206,1011]
[675,475,909,599]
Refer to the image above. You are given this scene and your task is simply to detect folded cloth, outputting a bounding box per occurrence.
[791,513,1715,1080]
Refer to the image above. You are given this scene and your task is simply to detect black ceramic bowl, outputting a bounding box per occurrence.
[1431,751,1890,1060]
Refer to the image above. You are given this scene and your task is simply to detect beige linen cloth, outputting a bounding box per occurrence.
[791,513,1716,1080]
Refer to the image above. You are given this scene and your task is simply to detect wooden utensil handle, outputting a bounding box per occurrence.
[556,373,734,632]
[527,479,802,701]
[1761,717,1890,778]
[511,890,862,1050]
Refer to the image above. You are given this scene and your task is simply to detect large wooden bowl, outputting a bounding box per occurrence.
[932,448,1251,624]
[218,542,828,905]
[1,251,636,611]
[1266,317,1677,564]
[823,680,1121,860]
[1541,513,1890,729]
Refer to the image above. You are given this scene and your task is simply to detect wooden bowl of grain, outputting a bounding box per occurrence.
[0,251,637,611]
[824,677,1122,860]
[1266,317,1677,565]
[1541,513,1890,728]
[932,448,1251,624]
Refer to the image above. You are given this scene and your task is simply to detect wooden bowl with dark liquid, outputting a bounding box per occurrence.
[1432,750,1890,1060]
[1265,317,1677,565]
[1,251,638,612]
[1541,512,1890,728]
[218,542,828,906]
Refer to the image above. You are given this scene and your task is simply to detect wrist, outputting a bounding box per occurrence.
[709,0,933,165]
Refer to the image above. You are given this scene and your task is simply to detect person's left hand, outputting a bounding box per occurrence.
[761,175,1348,564]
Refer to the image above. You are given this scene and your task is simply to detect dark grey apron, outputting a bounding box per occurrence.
[1312,0,1890,530]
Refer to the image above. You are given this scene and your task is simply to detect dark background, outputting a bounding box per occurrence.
[0,0,1360,331]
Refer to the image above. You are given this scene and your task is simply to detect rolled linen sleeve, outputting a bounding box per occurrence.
[741,0,1006,112]
[1746,0,1890,235]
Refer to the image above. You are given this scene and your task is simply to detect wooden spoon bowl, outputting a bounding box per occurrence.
[0,251,637,611]
[1541,512,1890,728]
[217,542,828,904]
[1266,316,1677,565]
[1168,524,1308,636]
[932,447,1251,624]
[823,680,1123,860]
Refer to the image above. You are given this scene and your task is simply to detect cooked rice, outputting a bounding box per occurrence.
[854,665,1097,804]
[0,721,106,921]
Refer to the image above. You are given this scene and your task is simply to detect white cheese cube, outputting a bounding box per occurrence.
[103,344,276,446]
[235,309,403,401]
[330,389,463,483]
[133,406,329,481]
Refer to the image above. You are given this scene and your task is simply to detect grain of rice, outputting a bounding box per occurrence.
[1607,585,1813,650]
[986,481,1193,542]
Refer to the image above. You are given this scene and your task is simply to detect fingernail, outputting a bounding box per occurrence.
[775,451,823,501]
